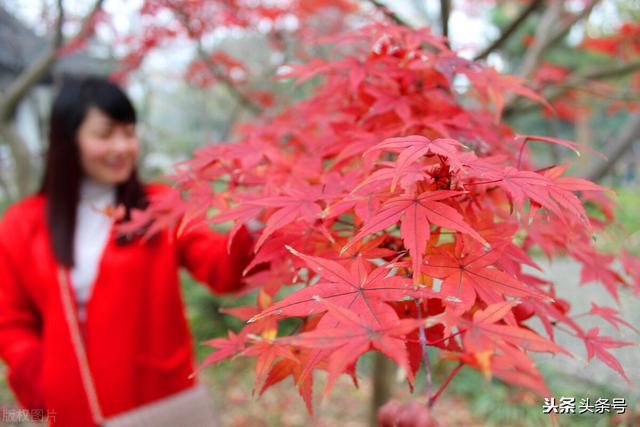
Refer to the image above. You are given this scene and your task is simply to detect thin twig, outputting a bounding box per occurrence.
[365,0,409,26]
[504,61,640,118]
[584,60,640,81]
[172,7,263,115]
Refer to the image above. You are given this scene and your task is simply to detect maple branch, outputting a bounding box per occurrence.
[584,60,640,81]
[543,0,600,56]
[474,0,544,61]
[219,101,243,141]
[516,0,563,80]
[504,61,640,118]
[364,0,409,27]
[585,112,640,182]
[194,42,263,115]
[172,8,263,115]
[540,62,640,101]
[415,302,433,405]
[497,0,568,111]
[54,0,64,47]
[429,361,463,407]
[518,0,599,80]
[565,86,640,103]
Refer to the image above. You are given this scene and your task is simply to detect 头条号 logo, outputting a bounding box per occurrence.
[543,397,626,414]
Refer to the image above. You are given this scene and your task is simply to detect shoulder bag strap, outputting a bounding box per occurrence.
[57,267,105,425]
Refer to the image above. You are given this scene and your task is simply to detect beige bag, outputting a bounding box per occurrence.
[58,268,218,427]
[102,384,217,427]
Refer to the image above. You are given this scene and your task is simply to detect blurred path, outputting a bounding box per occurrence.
[529,258,639,401]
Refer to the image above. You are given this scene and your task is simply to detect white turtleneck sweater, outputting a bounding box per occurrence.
[71,179,115,323]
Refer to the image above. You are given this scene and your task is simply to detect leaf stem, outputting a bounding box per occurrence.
[552,322,579,337]
[463,179,504,186]
[517,137,528,169]
[404,328,467,346]
[429,361,463,407]
[415,302,433,405]
[333,218,356,228]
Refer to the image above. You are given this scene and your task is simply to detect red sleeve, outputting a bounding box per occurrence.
[176,223,254,295]
[0,206,45,411]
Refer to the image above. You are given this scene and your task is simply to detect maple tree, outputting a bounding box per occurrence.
[107,1,640,425]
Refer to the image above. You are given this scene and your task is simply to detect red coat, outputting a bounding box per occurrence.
[0,185,253,426]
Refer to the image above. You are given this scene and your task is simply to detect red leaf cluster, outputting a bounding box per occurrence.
[128,23,639,414]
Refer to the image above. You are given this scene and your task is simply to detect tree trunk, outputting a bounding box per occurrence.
[369,352,393,427]
[0,124,38,198]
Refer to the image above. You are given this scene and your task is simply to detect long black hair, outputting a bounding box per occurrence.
[40,77,148,267]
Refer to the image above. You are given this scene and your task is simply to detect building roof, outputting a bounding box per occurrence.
[0,6,43,73]
[0,5,113,83]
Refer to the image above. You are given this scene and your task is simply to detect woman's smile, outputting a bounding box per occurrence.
[77,107,139,184]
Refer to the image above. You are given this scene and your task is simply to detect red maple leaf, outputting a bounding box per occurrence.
[252,247,420,325]
[240,338,299,393]
[422,241,547,313]
[458,301,569,358]
[258,345,328,415]
[582,327,636,384]
[251,184,335,249]
[463,67,552,121]
[343,190,487,283]
[588,303,639,334]
[282,298,425,394]
[199,331,246,372]
[366,136,466,186]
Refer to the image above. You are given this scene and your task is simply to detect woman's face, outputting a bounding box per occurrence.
[76,106,139,184]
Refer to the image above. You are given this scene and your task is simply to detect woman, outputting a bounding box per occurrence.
[0,78,254,426]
